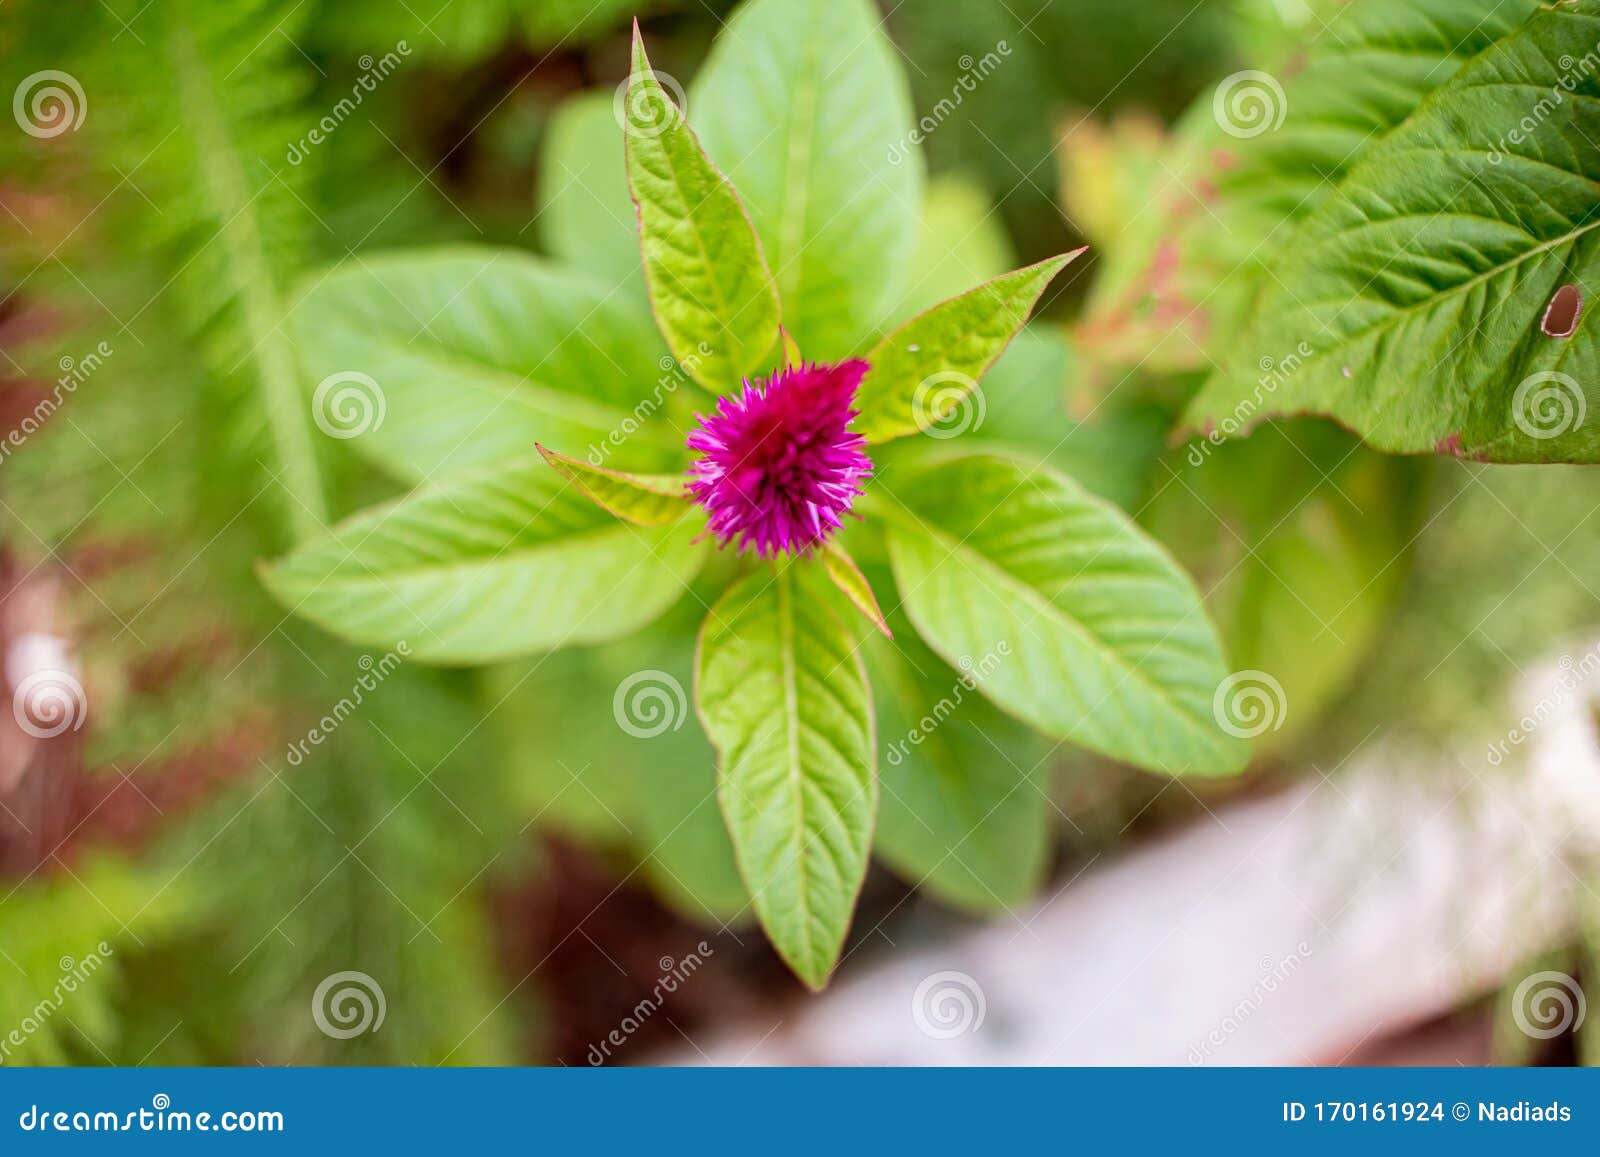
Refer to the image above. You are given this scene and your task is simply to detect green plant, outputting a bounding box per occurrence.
[266,4,1251,987]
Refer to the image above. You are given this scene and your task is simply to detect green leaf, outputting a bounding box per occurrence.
[691,0,924,355]
[855,251,1081,443]
[818,541,891,638]
[536,444,692,527]
[625,26,781,390]
[1073,0,1537,377]
[887,175,1018,324]
[880,455,1247,776]
[262,455,707,663]
[1184,2,1600,462]
[695,567,876,988]
[968,326,1170,512]
[485,612,749,924]
[862,576,1052,913]
[288,247,680,483]
[1146,421,1423,752]
[537,90,644,301]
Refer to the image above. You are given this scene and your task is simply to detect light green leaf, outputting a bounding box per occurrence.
[485,611,749,924]
[1145,421,1422,752]
[1185,2,1600,462]
[262,455,707,664]
[887,174,1018,324]
[691,0,924,355]
[861,570,1052,913]
[856,251,1080,443]
[695,567,876,988]
[288,247,680,482]
[819,541,890,637]
[881,455,1247,776]
[626,27,780,390]
[537,90,643,300]
[536,444,692,527]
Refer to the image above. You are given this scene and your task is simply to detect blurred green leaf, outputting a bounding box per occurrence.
[1146,422,1423,752]
[863,584,1052,913]
[538,91,645,302]
[289,248,679,482]
[888,175,1017,323]
[691,0,924,356]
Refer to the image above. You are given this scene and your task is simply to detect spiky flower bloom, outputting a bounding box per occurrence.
[686,359,873,558]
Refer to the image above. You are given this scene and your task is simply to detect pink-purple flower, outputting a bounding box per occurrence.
[686,360,873,558]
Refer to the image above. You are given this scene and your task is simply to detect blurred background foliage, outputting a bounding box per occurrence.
[1,0,1597,1065]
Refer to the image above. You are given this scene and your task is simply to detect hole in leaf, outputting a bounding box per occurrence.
[1541,284,1582,338]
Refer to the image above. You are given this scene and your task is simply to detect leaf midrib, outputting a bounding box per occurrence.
[282,518,670,589]
[775,569,816,971]
[338,312,657,434]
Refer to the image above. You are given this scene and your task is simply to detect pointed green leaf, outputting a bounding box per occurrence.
[625,27,780,391]
[695,568,876,988]
[855,252,1081,443]
[881,455,1247,776]
[262,455,707,664]
[691,0,924,355]
[1185,2,1600,462]
[536,444,692,527]
[819,541,890,638]
[288,248,680,482]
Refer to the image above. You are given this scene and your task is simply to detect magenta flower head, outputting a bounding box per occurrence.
[686,359,873,558]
